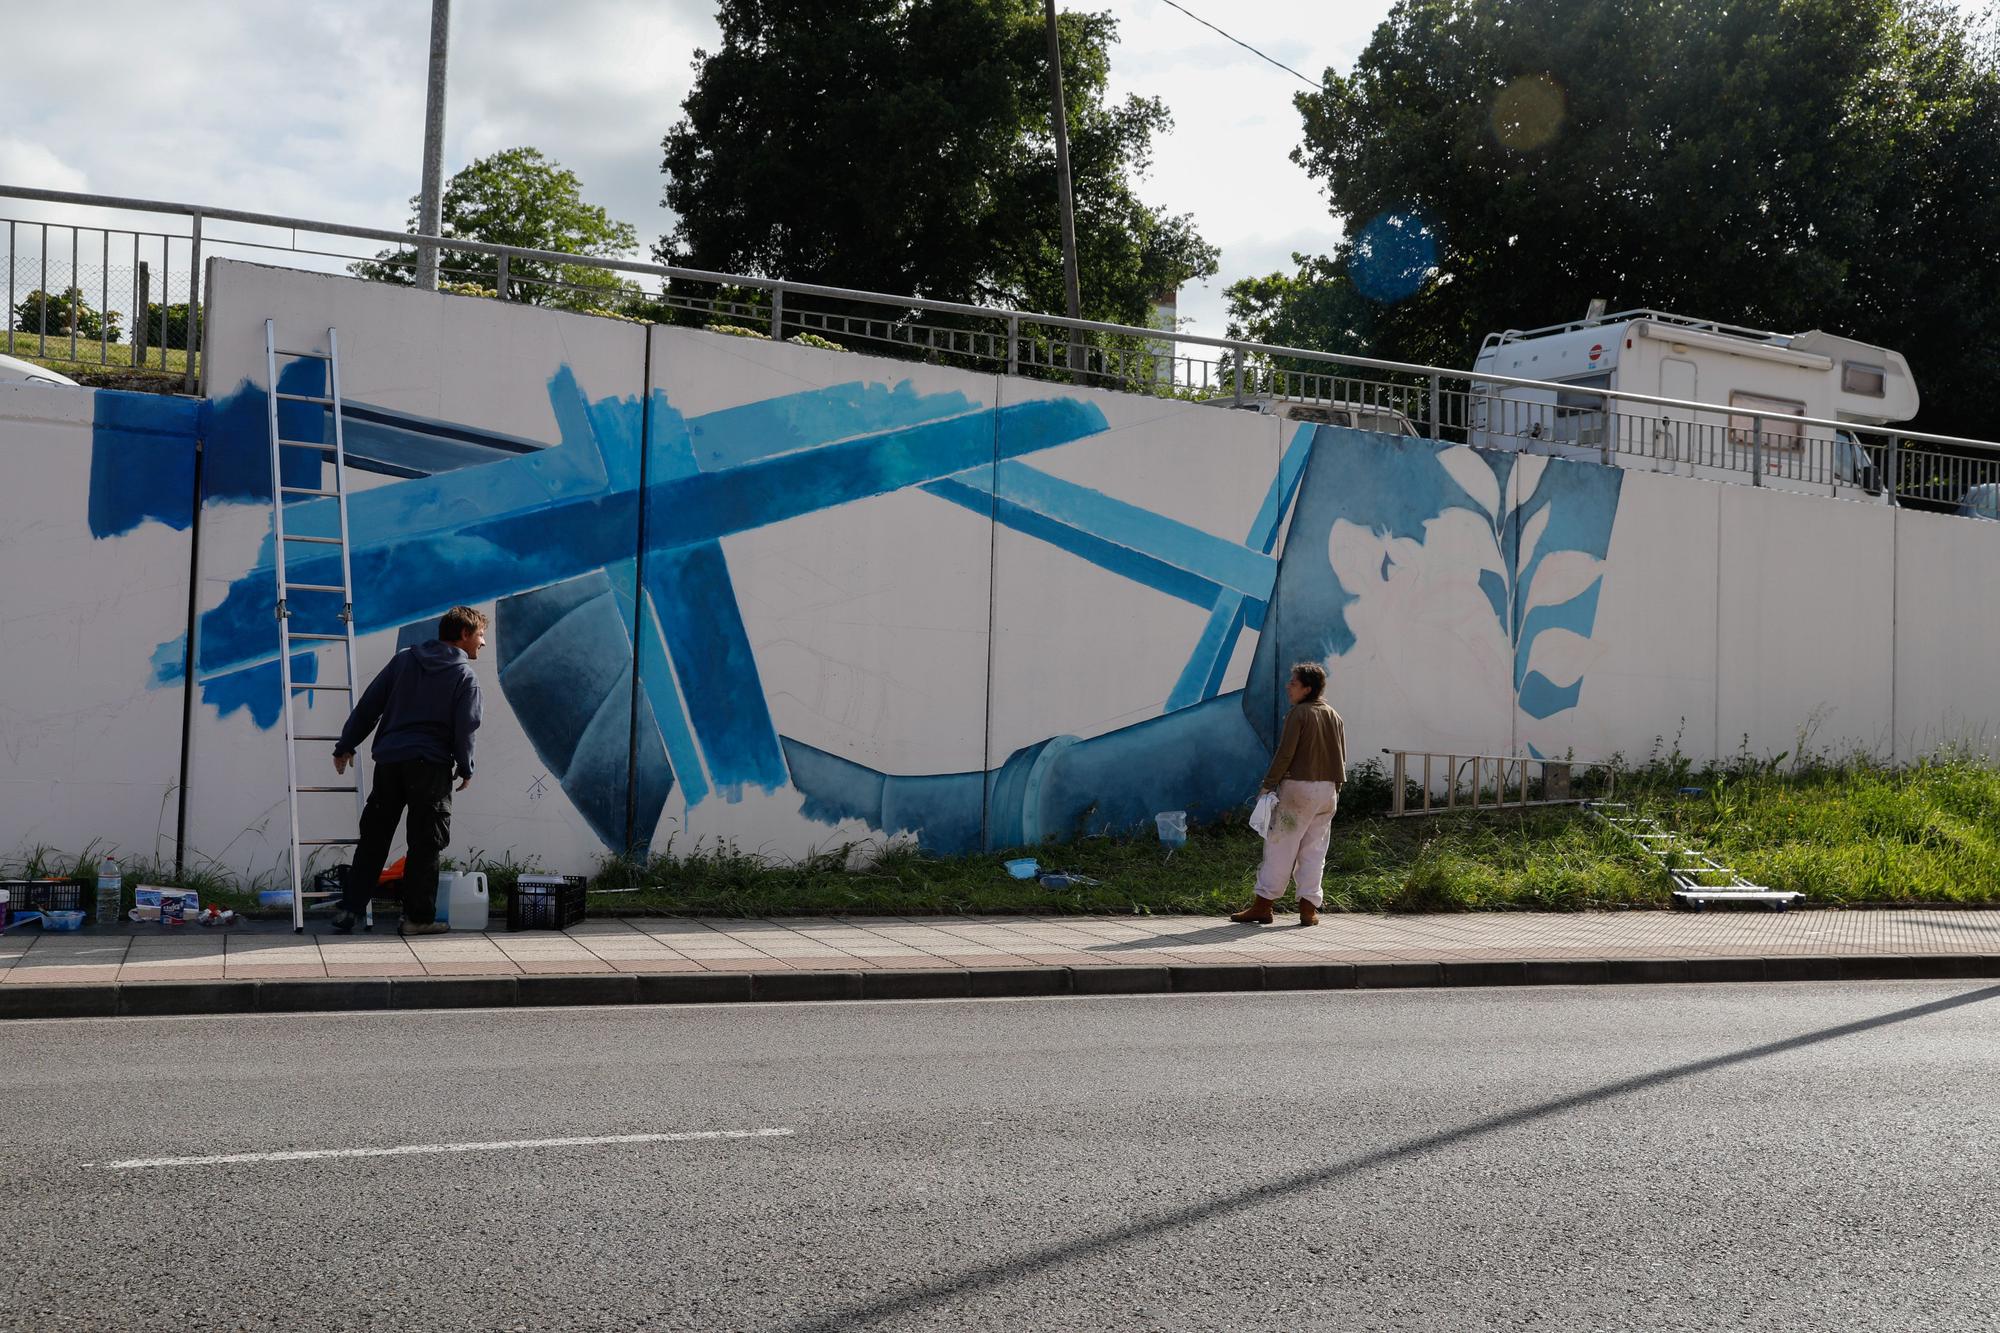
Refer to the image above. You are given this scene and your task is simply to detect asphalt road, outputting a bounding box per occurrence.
[2,983,1998,1332]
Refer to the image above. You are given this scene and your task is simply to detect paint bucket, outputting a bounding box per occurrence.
[1154,811,1188,849]
[435,871,489,929]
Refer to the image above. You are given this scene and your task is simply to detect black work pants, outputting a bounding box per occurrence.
[342,758,454,924]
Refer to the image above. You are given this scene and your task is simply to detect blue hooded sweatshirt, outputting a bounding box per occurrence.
[333,640,483,778]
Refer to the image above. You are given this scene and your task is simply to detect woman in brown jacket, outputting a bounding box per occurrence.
[1231,662,1346,927]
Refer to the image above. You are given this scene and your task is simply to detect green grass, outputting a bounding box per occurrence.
[4,334,189,388]
[13,754,2000,919]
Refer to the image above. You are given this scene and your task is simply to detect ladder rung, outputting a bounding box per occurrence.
[286,632,349,642]
[275,348,332,360]
[277,439,337,453]
[286,583,347,594]
[299,838,359,846]
[292,734,343,742]
[292,683,350,692]
[281,486,342,498]
[296,785,359,793]
[274,392,333,405]
[282,533,342,544]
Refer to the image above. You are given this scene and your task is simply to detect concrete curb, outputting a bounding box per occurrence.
[4,954,1999,1021]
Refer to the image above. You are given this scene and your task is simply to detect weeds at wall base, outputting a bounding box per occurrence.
[13,754,2000,918]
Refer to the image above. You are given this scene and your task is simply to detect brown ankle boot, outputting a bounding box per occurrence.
[1299,899,1320,927]
[1229,896,1274,925]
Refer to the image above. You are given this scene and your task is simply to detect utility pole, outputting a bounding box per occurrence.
[1043,0,1084,372]
[415,0,452,291]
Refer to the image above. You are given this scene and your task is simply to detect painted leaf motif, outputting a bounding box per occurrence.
[1437,447,1502,522]
[1522,627,1597,691]
[1516,506,1550,576]
[1522,550,1605,613]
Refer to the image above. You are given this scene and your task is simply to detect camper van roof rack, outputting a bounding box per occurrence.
[1483,308,1794,351]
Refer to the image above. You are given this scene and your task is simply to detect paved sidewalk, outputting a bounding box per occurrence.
[6,908,2000,987]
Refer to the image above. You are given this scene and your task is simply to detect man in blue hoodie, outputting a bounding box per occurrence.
[329,605,487,935]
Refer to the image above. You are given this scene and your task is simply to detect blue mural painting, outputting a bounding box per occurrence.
[85,358,1624,858]
[1252,432,1623,752]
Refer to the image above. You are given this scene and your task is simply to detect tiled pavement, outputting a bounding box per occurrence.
[6,909,2000,986]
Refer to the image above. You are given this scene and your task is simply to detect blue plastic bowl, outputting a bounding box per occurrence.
[1004,857,1039,880]
[44,910,85,931]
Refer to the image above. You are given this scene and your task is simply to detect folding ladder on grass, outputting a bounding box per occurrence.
[1586,801,1800,911]
[262,321,370,933]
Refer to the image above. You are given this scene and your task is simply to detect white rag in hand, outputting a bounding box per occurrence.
[1248,790,1279,839]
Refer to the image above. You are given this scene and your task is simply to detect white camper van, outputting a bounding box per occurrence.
[1468,309,1912,504]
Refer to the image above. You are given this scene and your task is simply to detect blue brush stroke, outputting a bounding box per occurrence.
[87,390,199,537]
[203,653,319,728]
[1517,672,1585,720]
[926,476,1231,610]
[640,374,784,797]
[644,544,786,797]
[1167,424,1317,712]
[634,594,710,811]
[689,381,983,472]
[785,693,1270,854]
[1478,568,1509,622]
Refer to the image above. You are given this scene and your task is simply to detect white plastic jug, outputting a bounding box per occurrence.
[434,871,489,930]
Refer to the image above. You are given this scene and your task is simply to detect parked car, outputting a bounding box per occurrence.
[0,353,80,387]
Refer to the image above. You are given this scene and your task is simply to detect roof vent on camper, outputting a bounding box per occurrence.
[1582,297,1608,326]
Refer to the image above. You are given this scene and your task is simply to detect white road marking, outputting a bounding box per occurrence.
[90,1126,795,1170]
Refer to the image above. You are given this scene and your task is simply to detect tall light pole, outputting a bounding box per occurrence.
[1043,0,1083,367]
[415,0,452,291]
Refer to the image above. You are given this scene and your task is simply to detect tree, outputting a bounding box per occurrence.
[657,0,1217,329]
[1261,0,2000,437]
[354,147,641,312]
[13,287,122,342]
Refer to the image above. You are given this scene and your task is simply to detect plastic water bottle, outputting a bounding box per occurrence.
[95,856,122,925]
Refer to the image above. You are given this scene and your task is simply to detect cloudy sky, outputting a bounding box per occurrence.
[1,0,1398,335]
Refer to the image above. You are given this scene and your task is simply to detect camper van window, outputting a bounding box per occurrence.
[1554,373,1611,417]
[1727,391,1806,449]
[1842,362,1887,397]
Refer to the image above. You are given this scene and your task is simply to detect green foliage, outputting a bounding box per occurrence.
[659,0,1217,328]
[1263,0,2000,438]
[352,147,641,313]
[138,302,195,351]
[13,287,122,342]
[23,752,2000,918]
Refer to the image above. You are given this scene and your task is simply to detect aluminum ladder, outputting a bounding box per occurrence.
[263,321,369,933]
[1586,801,1800,911]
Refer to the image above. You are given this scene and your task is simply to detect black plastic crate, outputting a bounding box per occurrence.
[0,879,87,920]
[507,875,587,931]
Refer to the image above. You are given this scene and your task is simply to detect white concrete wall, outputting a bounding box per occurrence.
[1894,507,2000,760]
[1714,485,1895,761]
[0,382,194,870]
[3,260,1992,881]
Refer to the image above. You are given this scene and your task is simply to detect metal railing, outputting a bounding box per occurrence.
[1383,749,1617,817]
[6,183,2000,517]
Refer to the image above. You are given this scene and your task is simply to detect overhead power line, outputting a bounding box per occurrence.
[1154,0,1323,89]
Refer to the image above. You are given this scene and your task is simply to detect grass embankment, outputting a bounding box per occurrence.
[4,337,188,392]
[11,756,2000,918]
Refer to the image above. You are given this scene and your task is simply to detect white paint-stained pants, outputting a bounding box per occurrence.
[1255,779,1339,905]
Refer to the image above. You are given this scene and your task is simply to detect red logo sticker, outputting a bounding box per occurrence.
[1589,343,1604,362]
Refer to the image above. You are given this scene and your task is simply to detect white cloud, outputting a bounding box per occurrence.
[0,139,88,194]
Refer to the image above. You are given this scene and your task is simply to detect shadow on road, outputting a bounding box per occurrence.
[783,983,2000,1332]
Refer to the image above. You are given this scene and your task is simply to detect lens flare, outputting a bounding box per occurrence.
[1347,209,1439,305]
[1492,74,1566,151]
